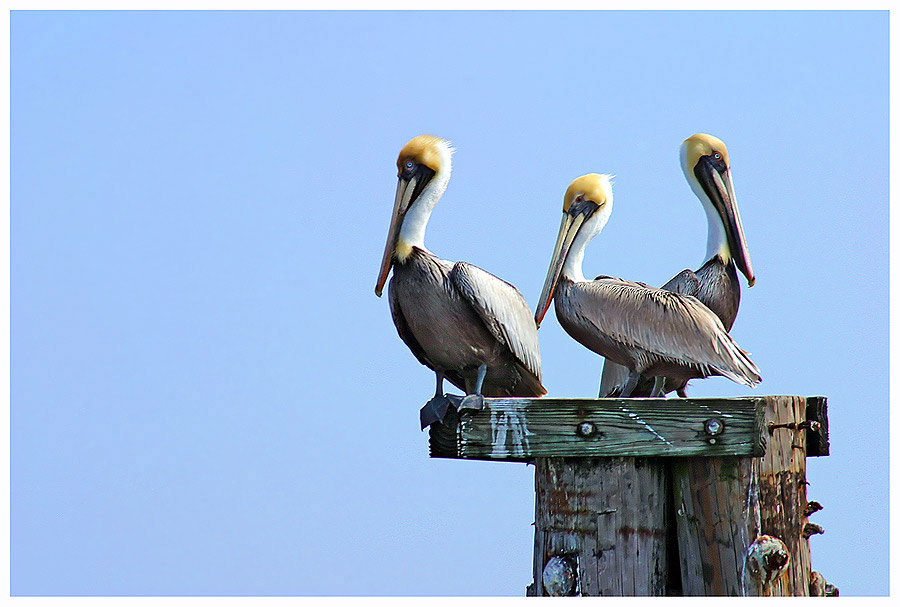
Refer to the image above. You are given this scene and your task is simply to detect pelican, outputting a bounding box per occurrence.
[599,134,756,397]
[375,135,546,428]
[535,173,761,397]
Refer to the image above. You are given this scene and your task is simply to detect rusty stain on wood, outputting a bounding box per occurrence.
[757,396,814,596]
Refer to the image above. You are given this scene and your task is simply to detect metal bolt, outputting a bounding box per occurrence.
[704,418,724,436]
[709,438,717,445]
[576,421,596,437]
[768,421,796,434]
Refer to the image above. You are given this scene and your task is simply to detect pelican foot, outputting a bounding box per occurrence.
[420,394,462,430]
[458,393,485,411]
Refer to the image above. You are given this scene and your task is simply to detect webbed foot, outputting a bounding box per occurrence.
[458,393,485,411]
[420,394,462,430]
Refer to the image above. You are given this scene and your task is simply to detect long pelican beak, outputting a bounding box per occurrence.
[374,176,416,297]
[535,211,587,327]
[698,160,756,286]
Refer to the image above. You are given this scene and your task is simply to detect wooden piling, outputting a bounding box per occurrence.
[671,396,823,595]
[671,456,758,595]
[532,457,668,596]
[428,395,831,597]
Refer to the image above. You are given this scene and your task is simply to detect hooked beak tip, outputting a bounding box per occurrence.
[747,276,756,288]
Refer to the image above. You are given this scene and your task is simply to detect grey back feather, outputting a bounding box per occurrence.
[450,261,543,383]
[569,277,760,385]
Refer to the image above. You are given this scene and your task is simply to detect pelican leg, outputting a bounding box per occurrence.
[676,387,688,398]
[619,371,642,398]
[598,379,622,398]
[650,376,667,397]
[459,364,487,411]
[420,371,459,430]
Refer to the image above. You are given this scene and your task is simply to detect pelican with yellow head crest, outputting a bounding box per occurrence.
[375,134,546,428]
[599,134,757,397]
[535,173,761,397]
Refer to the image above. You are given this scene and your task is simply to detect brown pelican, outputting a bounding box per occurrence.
[375,134,546,428]
[535,173,761,397]
[599,134,756,397]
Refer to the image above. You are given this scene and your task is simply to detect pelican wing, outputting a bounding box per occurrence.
[598,270,701,396]
[450,262,543,384]
[571,277,760,385]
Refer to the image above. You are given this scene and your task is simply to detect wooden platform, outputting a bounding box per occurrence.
[429,396,829,462]
[427,395,833,596]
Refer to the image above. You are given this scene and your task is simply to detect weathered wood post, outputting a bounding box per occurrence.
[672,395,830,596]
[532,456,669,595]
[429,395,832,597]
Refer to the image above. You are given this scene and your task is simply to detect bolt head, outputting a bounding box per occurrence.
[576,421,596,437]
[705,418,724,436]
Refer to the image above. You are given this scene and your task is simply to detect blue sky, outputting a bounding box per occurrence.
[11,10,888,596]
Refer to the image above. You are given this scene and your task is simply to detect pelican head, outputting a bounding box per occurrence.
[535,173,614,326]
[375,134,453,297]
[681,133,755,287]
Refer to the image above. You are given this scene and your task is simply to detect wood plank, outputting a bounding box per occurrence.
[429,397,766,461]
[532,457,668,596]
[756,395,813,596]
[671,456,758,595]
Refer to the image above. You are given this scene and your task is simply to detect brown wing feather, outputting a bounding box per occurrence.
[450,262,545,391]
[567,277,760,385]
[599,270,701,396]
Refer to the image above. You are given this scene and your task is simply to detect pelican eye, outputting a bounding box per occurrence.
[713,152,722,161]
[575,194,584,203]
[400,159,417,179]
